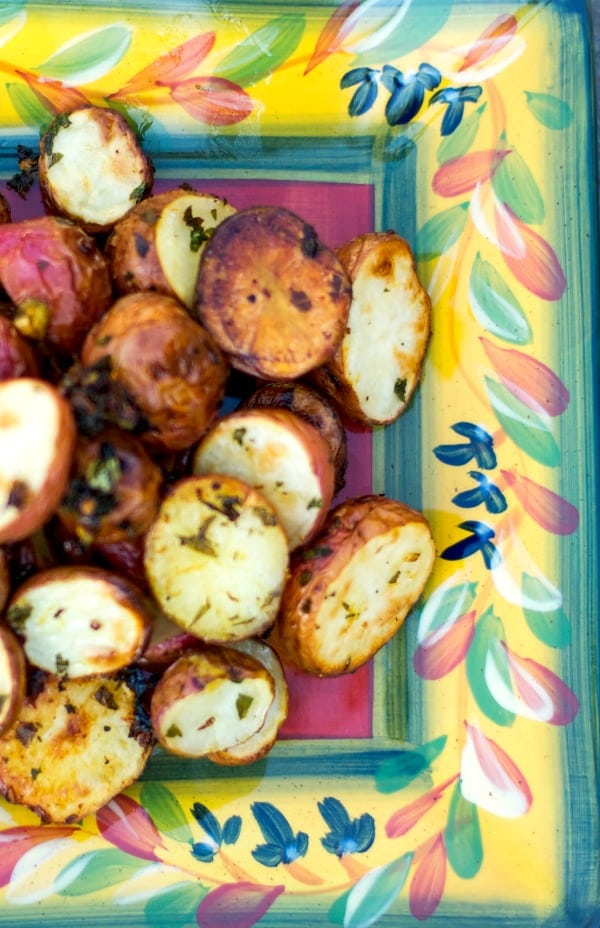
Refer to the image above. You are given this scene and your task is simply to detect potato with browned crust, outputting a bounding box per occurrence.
[195,205,352,380]
[311,231,431,426]
[80,292,228,451]
[38,106,153,234]
[273,494,436,676]
[107,188,236,309]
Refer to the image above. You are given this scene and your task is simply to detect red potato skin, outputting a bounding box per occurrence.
[0,316,39,380]
[0,217,113,356]
[81,292,229,452]
[0,548,10,613]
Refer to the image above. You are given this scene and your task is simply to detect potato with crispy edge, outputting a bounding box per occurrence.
[107,188,236,309]
[0,669,154,823]
[6,565,153,678]
[195,205,352,380]
[0,378,77,544]
[150,644,275,758]
[311,231,431,425]
[0,622,26,735]
[273,494,436,676]
[38,106,153,233]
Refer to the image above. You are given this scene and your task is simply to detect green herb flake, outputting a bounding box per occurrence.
[130,182,149,203]
[299,569,313,586]
[236,693,254,720]
[6,602,32,632]
[306,497,322,510]
[394,378,407,402]
[301,545,333,562]
[233,427,247,446]
[253,505,278,527]
[388,570,401,584]
[30,768,41,781]
[55,654,70,676]
[166,723,183,738]
[179,516,218,556]
[94,685,118,710]
[183,206,214,252]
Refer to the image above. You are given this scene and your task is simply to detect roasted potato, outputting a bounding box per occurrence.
[0,315,39,380]
[80,292,228,451]
[137,608,200,671]
[150,644,275,758]
[0,378,76,544]
[38,106,153,233]
[0,216,113,356]
[144,473,289,642]
[6,565,152,678]
[192,407,335,550]
[311,231,431,425]
[273,494,436,676]
[0,192,10,224]
[195,205,352,380]
[58,428,162,545]
[0,622,26,735]
[0,669,154,822]
[107,188,236,309]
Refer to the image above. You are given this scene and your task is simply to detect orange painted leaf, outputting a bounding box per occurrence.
[409,833,447,921]
[501,469,579,535]
[495,203,566,301]
[386,774,459,838]
[113,32,216,97]
[432,149,510,197]
[501,642,579,725]
[457,13,518,71]
[16,69,89,114]
[166,76,253,126]
[413,611,476,680]
[480,337,569,415]
[304,0,361,74]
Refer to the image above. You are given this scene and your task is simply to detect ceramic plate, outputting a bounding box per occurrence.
[0,0,598,924]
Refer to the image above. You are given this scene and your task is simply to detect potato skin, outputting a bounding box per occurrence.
[81,292,228,451]
[0,193,10,224]
[0,622,26,735]
[0,316,39,380]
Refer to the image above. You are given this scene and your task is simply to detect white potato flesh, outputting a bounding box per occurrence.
[144,475,289,642]
[156,193,236,309]
[192,409,334,550]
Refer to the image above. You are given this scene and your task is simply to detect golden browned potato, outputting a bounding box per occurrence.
[241,380,348,493]
[192,407,335,550]
[273,494,436,676]
[0,378,77,544]
[150,644,275,758]
[0,622,26,735]
[311,231,431,425]
[107,188,237,309]
[80,292,228,451]
[195,206,352,380]
[0,216,113,356]
[0,669,154,822]
[6,565,153,677]
[144,473,289,642]
[58,428,162,545]
[38,106,153,233]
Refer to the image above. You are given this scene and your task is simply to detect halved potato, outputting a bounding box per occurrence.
[6,566,152,678]
[137,607,200,671]
[273,494,436,676]
[207,638,288,766]
[0,378,76,544]
[38,106,153,233]
[0,622,26,735]
[0,669,154,822]
[143,473,289,642]
[311,231,431,425]
[195,205,352,379]
[192,407,335,550]
[107,188,237,309]
[150,644,275,758]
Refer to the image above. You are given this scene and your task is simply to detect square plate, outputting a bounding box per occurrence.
[0,0,598,924]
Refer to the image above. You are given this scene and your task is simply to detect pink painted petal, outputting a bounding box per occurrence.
[480,337,570,416]
[495,204,566,301]
[166,76,253,126]
[501,470,579,536]
[195,882,285,928]
[96,794,166,862]
[457,14,518,71]
[433,150,510,198]
[501,642,579,724]
[114,32,216,96]
[413,611,476,680]
[460,723,532,818]
[0,826,77,888]
[409,833,447,921]
[386,775,459,838]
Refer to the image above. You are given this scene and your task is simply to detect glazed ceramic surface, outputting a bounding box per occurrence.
[0,0,598,925]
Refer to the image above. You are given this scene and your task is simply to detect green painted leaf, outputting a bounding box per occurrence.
[417,578,478,639]
[522,574,572,648]
[0,0,25,27]
[213,13,305,87]
[37,24,132,84]
[524,91,573,130]
[437,103,486,164]
[145,881,209,922]
[329,889,351,925]
[466,606,515,726]
[352,0,452,64]
[343,853,413,928]
[469,252,532,344]
[415,202,469,261]
[445,781,482,879]
[491,140,545,224]
[485,376,560,466]
[58,848,146,896]
[5,81,53,128]
[140,781,193,843]
[375,735,447,793]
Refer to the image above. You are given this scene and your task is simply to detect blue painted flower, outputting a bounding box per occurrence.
[453,471,508,514]
[434,422,497,470]
[251,801,309,866]
[380,62,441,125]
[190,802,241,863]
[318,797,375,857]
[340,66,380,116]
[441,520,501,569]
[429,84,483,135]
